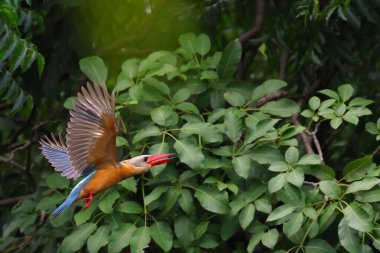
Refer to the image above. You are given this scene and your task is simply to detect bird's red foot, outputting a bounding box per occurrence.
[82,191,94,209]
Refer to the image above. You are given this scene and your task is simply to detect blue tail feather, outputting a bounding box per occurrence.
[49,171,95,221]
[50,190,79,221]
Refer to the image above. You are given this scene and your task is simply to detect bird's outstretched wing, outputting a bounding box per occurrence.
[65,82,117,179]
[40,134,76,178]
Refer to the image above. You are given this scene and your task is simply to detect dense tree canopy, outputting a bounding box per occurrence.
[1,0,380,252]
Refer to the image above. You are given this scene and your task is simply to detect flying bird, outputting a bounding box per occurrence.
[40,82,173,220]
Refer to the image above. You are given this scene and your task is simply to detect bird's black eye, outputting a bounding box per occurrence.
[143,156,148,162]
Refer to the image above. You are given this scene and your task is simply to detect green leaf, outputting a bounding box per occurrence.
[130,226,151,253]
[11,90,26,114]
[244,118,279,144]
[357,189,380,202]
[261,228,279,249]
[98,190,120,214]
[218,39,242,78]
[266,204,295,222]
[305,239,336,253]
[247,232,263,253]
[114,75,133,92]
[174,216,195,247]
[232,156,251,179]
[268,173,287,193]
[349,97,373,107]
[254,198,272,214]
[87,225,110,253]
[0,3,18,29]
[79,56,108,83]
[178,189,193,214]
[194,187,230,214]
[343,202,372,232]
[149,142,169,176]
[224,91,245,107]
[200,234,218,249]
[239,203,255,229]
[252,79,287,101]
[173,88,191,103]
[61,223,97,252]
[162,188,181,214]
[180,122,222,143]
[338,218,360,253]
[143,78,170,96]
[338,84,354,102]
[144,186,169,205]
[303,207,318,220]
[297,154,321,165]
[283,212,303,237]
[132,125,162,144]
[285,146,299,164]
[343,111,359,125]
[74,198,100,226]
[365,122,379,135]
[194,221,209,240]
[175,102,200,114]
[108,224,136,252]
[116,201,143,214]
[319,89,340,100]
[268,161,288,172]
[301,109,314,118]
[179,33,198,55]
[121,59,139,79]
[116,136,128,147]
[150,221,173,252]
[309,96,321,110]
[335,103,346,116]
[63,96,75,110]
[151,105,178,126]
[319,180,341,198]
[346,177,380,193]
[195,33,211,56]
[201,70,218,80]
[260,98,300,117]
[330,117,343,129]
[174,138,204,169]
[46,173,69,189]
[287,167,304,187]
[119,177,137,193]
[319,203,337,232]
[343,156,372,182]
[224,109,242,142]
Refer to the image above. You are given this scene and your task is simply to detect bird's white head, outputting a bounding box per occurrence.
[121,154,174,174]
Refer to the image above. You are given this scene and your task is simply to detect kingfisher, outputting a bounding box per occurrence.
[40,82,173,220]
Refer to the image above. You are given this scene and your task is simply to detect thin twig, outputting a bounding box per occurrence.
[0,189,53,206]
[310,122,324,163]
[256,89,288,107]
[236,0,267,79]
[279,49,289,80]
[292,116,315,155]
[371,146,380,156]
[239,0,266,44]
[304,181,320,188]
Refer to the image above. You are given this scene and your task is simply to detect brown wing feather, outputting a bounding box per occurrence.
[66,82,117,178]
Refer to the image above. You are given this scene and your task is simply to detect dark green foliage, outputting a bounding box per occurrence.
[2,0,380,253]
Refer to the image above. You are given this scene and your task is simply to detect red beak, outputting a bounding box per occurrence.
[147,154,174,167]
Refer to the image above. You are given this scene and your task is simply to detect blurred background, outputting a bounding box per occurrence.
[1,0,380,252]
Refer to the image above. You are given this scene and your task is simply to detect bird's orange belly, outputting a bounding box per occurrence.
[78,167,123,199]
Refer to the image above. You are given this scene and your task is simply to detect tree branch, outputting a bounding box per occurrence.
[0,189,53,206]
[309,122,324,163]
[279,49,289,80]
[236,0,267,80]
[239,0,266,44]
